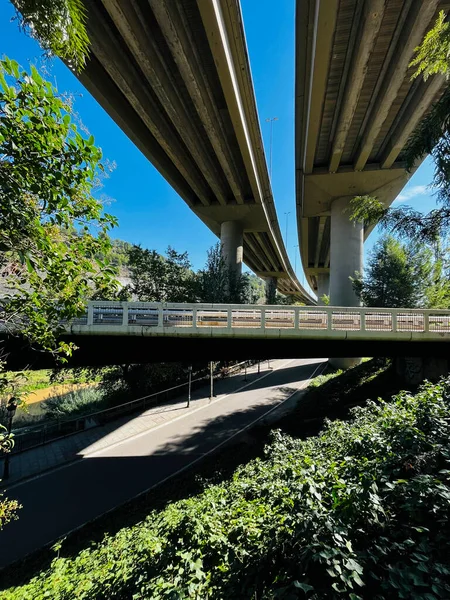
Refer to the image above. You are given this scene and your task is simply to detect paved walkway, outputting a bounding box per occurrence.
[3,362,282,485]
[0,358,325,568]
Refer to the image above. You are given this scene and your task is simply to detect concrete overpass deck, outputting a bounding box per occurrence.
[76,0,313,302]
[2,302,448,370]
[295,0,449,300]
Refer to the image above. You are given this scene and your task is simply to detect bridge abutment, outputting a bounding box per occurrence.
[329,197,363,369]
[220,221,243,276]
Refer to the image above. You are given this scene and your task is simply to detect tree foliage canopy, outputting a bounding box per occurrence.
[11,0,90,70]
[127,242,266,305]
[0,57,118,354]
[352,235,435,308]
[127,245,196,303]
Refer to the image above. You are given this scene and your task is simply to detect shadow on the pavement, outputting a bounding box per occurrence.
[0,360,324,585]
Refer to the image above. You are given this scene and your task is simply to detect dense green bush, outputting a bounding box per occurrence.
[3,379,450,599]
[42,387,106,420]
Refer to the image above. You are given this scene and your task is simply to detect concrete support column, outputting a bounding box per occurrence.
[329,197,363,369]
[329,197,363,307]
[220,221,243,277]
[316,273,330,305]
[265,277,277,304]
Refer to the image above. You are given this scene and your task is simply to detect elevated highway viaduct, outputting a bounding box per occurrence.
[296,0,448,306]
[75,0,314,303]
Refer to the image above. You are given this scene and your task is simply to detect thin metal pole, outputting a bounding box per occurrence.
[2,413,14,480]
[265,117,278,181]
[209,361,214,399]
[187,367,192,408]
[284,212,291,248]
[294,244,299,275]
[258,360,260,374]
[244,363,247,381]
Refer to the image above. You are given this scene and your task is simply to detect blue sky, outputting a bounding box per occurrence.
[0,0,437,286]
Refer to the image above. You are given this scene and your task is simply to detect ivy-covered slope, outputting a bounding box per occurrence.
[2,378,450,599]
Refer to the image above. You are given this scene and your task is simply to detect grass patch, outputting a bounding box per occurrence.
[8,369,101,395]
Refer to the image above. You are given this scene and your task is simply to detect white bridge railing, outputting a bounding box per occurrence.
[68,302,450,338]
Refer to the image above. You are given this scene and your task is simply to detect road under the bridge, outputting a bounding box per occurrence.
[0,358,324,569]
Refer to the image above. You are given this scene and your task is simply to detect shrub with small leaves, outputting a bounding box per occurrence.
[2,379,450,598]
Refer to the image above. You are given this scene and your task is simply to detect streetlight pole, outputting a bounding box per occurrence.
[284,211,291,248]
[187,365,192,408]
[265,117,278,181]
[294,244,299,275]
[209,361,214,399]
[2,397,18,480]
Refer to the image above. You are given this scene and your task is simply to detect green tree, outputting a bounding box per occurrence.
[128,245,196,303]
[11,0,89,70]
[197,243,253,304]
[0,58,118,354]
[352,235,433,308]
[0,59,119,527]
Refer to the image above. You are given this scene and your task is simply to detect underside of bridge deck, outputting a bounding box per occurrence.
[2,334,448,371]
[296,0,449,300]
[75,0,313,302]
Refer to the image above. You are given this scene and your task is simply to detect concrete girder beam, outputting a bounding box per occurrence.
[253,232,279,273]
[147,0,246,205]
[354,0,440,172]
[103,0,230,206]
[78,56,199,209]
[303,0,339,175]
[83,0,212,207]
[380,74,445,169]
[329,0,386,173]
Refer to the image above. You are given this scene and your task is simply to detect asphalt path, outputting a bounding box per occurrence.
[0,357,325,568]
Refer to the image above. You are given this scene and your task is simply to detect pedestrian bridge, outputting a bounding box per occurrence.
[74,301,450,342]
[3,301,449,370]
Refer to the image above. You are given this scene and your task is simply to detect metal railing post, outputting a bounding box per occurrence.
[122,303,129,327]
[360,309,365,332]
[294,307,299,329]
[227,307,232,330]
[260,308,266,330]
[392,311,398,332]
[87,303,94,326]
[158,304,164,328]
[192,308,198,329]
[424,311,429,333]
[327,307,333,331]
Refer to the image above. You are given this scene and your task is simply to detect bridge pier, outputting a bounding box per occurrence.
[316,273,330,305]
[329,197,363,369]
[220,221,243,276]
[265,277,277,304]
